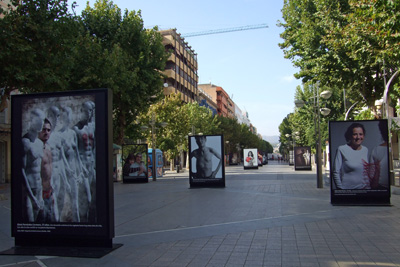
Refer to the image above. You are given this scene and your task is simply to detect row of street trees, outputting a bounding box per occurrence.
[138,94,273,167]
[278,0,400,154]
[1,0,272,164]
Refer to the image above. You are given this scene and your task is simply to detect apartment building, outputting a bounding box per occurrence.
[159,29,198,104]
[235,105,251,127]
[198,83,235,118]
[198,87,217,116]
[217,86,235,118]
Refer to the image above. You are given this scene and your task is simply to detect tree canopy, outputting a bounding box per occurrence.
[279,0,400,110]
[0,0,169,144]
[136,93,271,165]
[0,0,77,97]
[73,0,168,144]
[278,0,400,154]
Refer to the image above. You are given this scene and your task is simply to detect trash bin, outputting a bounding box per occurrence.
[176,165,180,173]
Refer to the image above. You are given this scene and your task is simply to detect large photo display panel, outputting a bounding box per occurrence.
[243,148,258,169]
[294,146,312,170]
[11,89,114,247]
[122,144,148,183]
[329,120,390,205]
[189,135,225,187]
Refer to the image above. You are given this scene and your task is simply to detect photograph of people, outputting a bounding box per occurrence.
[20,96,97,223]
[130,153,146,177]
[369,120,389,189]
[46,106,72,222]
[303,149,311,165]
[190,135,222,179]
[59,106,89,223]
[295,148,306,166]
[21,108,46,222]
[332,122,370,189]
[245,150,255,167]
[38,118,59,223]
[122,145,148,182]
[73,100,96,222]
[123,153,135,177]
[294,147,311,169]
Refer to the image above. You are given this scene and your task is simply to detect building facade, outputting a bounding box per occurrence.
[160,29,198,104]
[198,87,217,116]
[0,0,14,183]
[198,83,235,118]
[0,91,14,184]
[241,110,251,127]
[220,87,235,118]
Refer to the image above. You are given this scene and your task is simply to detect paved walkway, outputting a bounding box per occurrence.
[1,162,400,266]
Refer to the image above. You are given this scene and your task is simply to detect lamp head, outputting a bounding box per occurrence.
[294,99,305,108]
[320,107,331,116]
[320,91,332,100]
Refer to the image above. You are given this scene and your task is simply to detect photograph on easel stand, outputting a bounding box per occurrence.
[329,120,390,205]
[189,135,225,187]
[9,89,116,253]
[243,148,258,170]
[122,144,148,183]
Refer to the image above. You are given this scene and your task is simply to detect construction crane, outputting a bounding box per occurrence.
[182,23,268,38]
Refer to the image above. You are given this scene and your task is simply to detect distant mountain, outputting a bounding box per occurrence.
[263,135,280,145]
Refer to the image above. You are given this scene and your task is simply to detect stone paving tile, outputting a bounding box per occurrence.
[187,260,208,267]
[4,164,400,267]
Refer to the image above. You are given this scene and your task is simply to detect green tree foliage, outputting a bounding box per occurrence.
[214,116,240,153]
[137,93,270,165]
[184,102,220,138]
[279,83,344,154]
[0,0,78,100]
[138,93,220,167]
[279,0,400,156]
[278,114,293,156]
[279,0,400,111]
[73,0,168,144]
[214,116,270,155]
[138,93,185,165]
[0,0,168,144]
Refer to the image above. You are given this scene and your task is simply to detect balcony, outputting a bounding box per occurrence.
[163,86,176,95]
[163,69,176,78]
[168,54,176,63]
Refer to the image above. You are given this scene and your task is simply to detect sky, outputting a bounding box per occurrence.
[70,0,301,138]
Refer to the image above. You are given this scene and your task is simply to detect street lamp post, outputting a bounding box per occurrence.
[382,69,400,185]
[225,141,230,165]
[295,84,331,188]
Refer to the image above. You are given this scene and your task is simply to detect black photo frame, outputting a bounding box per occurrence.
[243,148,258,170]
[10,89,115,249]
[122,144,148,183]
[189,135,225,188]
[329,120,390,205]
[294,146,312,170]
